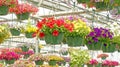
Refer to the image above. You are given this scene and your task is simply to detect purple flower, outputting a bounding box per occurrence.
[93,37,98,42]
[62,57,71,62]
[104,44,107,47]
[89,32,95,37]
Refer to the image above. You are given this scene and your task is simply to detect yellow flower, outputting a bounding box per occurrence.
[26,26,37,33]
[39,44,44,48]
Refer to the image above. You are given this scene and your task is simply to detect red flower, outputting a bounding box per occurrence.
[56,19,64,27]
[52,30,59,36]
[46,22,54,29]
[39,32,45,38]
[37,21,43,29]
[64,23,74,32]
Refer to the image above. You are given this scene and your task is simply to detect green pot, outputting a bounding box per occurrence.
[25,32,34,38]
[24,54,30,59]
[5,59,15,64]
[16,12,30,20]
[48,60,56,66]
[86,42,103,50]
[33,48,41,52]
[95,2,108,10]
[87,64,94,67]
[0,5,8,15]
[35,60,44,65]
[10,28,21,36]
[45,33,64,45]
[102,44,116,52]
[77,0,90,3]
[66,36,84,47]
[21,46,29,52]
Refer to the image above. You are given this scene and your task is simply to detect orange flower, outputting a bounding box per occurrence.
[97,54,109,58]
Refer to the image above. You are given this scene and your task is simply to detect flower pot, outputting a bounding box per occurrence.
[48,60,57,66]
[95,2,108,10]
[21,46,29,52]
[62,51,68,55]
[24,54,30,59]
[45,33,64,45]
[0,5,8,15]
[25,32,34,38]
[35,60,44,65]
[16,12,30,20]
[87,64,94,67]
[102,44,116,52]
[66,36,84,47]
[10,28,20,36]
[77,0,90,3]
[5,59,15,64]
[86,42,103,50]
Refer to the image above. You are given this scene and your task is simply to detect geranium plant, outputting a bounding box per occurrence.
[102,60,119,67]
[9,3,38,20]
[87,59,98,67]
[85,27,114,51]
[0,0,18,15]
[36,17,74,45]
[0,51,21,64]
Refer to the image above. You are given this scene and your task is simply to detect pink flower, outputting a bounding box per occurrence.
[88,59,98,65]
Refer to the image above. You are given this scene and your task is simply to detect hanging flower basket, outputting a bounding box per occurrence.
[86,42,103,50]
[66,36,83,47]
[10,28,20,36]
[35,60,44,65]
[16,12,30,20]
[48,60,57,66]
[25,32,34,38]
[102,43,116,52]
[77,0,90,3]
[45,33,64,45]
[5,59,15,64]
[0,5,9,15]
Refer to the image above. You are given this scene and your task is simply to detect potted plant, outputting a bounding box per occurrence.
[37,17,73,45]
[28,54,44,66]
[10,59,35,67]
[20,50,34,59]
[0,0,18,15]
[0,25,10,44]
[9,3,38,20]
[10,27,21,36]
[47,55,64,66]
[65,16,91,47]
[69,48,90,67]
[0,51,20,65]
[102,60,119,67]
[25,21,37,38]
[112,35,120,52]
[87,59,98,67]
[32,44,43,53]
[85,27,114,51]
[97,53,109,60]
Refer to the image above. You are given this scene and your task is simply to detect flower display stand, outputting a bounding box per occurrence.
[0,5,8,15]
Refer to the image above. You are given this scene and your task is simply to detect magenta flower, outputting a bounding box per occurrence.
[88,59,98,65]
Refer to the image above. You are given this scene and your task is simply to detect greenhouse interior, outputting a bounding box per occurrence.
[0,0,120,67]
